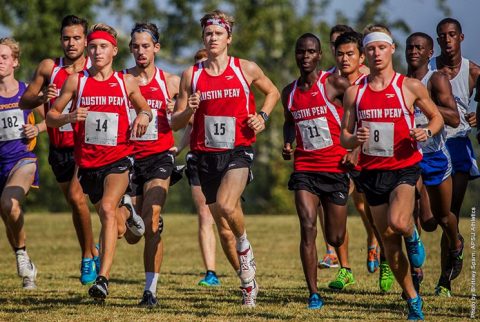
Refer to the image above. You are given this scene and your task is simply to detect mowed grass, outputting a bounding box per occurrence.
[0,213,475,321]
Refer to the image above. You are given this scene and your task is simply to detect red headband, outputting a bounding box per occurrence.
[202,18,232,35]
[87,31,117,46]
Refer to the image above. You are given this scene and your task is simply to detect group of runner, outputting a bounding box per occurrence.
[0,9,478,320]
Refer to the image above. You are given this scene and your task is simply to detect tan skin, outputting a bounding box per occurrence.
[19,24,97,261]
[341,37,444,300]
[0,44,45,254]
[46,37,151,279]
[172,23,279,274]
[282,36,350,296]
[121,31,180,277]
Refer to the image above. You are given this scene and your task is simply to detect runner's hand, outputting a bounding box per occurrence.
[466,112,476,128]
[410,127,428,142]
[355,127,369,143]
[188,91,200,113]
[22,124,39,139]
[70,107,88,123]
[247,113,265,134]
[132,112,150,138]
[282,142,293,160]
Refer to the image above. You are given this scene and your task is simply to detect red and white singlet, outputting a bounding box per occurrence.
[287,71,347,173]
[46,57,91,148]
[190,57,256,152]
[355,73,422,170]
[73,71,132,169]
[126,67,174,159]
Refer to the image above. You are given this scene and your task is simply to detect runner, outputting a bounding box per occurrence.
[19,15,99,286]
[172,10,279,307]
[122,22,180,307]
[46,23,150,301]
[0,37,45,289]
[282,33,351,309]
[429,17,480,297]
[341,24,444,320]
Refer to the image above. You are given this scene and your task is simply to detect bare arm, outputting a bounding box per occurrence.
[171,67,197,131]
[430,71,459,128]
[325,74,350,104]
[46,74,83,128]
[340,85,367,149]
[281,84,295,160]
[20,59,56,110]
[124,73,151,138]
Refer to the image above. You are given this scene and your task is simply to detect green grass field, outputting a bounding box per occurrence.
[0,213,476,321]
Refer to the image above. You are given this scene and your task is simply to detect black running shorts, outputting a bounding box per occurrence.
[129,151,174,196]
[48,145,75,183]
[185,151,201,187]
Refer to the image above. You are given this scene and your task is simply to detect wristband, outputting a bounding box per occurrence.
[139,110,153,122]
[259,111,269,122]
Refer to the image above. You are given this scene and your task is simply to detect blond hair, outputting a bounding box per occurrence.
[89,23,117,38]
[200,10,234,35]
[363,24,392,36]
[0,37,20,66]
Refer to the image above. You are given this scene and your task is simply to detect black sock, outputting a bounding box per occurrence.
[206,270,216,275]
[14,246,26,252]
[96,275,109,285]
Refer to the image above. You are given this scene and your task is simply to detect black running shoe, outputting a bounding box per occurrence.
[444,234,464,281]
[139,290,158,308]
[89,275,109,301]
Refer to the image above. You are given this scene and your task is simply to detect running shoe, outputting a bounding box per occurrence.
[307,293,324,310]
[434,285,451,297]
[240,278,258,308]
[404,228,425,268]
[407,295,424,320]
[89,275,109,301]
[237,246,256,284]
[444,234,464,281]
[15,250,37,290]
[94,244,101,275]
[367,245,380,273]
[328,268,355,290]
[139,290,158,308]
[379,261,394,292]
[80,258,97,285]
[318,251,339,269]
[198,271,220,286]
[121,194,145,237]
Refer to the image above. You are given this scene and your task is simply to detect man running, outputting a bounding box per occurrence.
[429,17,480,297]
[122,22,180,307]
[46,23,150,301]
[172,10,279,307]
[282,33,351,309]
[19,15,99,285]
[0,37,45,289]
[341,24,444,320]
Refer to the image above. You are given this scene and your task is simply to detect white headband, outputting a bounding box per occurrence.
[363,32,393,46]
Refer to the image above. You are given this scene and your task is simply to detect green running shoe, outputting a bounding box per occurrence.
[328,268,355,290]
[434,285,451,297]
[379,261,394,292]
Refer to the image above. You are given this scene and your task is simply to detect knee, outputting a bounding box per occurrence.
[218,227,235,244]
[67,189,87,209]
[388,215,411,235]
[99,202,116,222]
[198,207,214,227]
[1,196,20,217]
[217,202,236,217]
[326,231,345,248]
[421,217,438,232]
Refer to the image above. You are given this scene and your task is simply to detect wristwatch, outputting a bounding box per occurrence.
[258,111,269,122]
[423,128,432,138]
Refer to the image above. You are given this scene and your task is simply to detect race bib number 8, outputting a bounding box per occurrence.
[362,121,394,157]
[129,109,158,141]
[85,111,119,146]
[0,109,25,141]
[204,115,235,149]
[297,117,333,151]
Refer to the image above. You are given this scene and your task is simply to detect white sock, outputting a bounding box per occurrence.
[236,231,250,252]
[144,272,159,295]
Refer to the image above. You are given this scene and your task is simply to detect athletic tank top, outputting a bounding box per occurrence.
[190,57,256,152]
[0,82,36,162]
[355,73,422,170]
[413,70,446,154]
[46,57,91,148]
[287,71,346,173]
[73,71,132,169]
[429,57,471,138]
[125,67,174,159]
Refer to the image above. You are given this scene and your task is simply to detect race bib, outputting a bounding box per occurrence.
[362,121,394,157]
[59,101,73,132]
[204,115,235,149]
[297,117,333,150]
[0,109,25,141]
[85,111,119,146]
[129,109,158,141]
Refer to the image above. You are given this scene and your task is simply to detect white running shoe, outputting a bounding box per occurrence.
[16,250,37,289]
[121,194,145,237]
[237,246,256,284]
[241,279,258,308]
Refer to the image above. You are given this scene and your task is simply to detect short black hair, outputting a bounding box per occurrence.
[406,32,433,50]
[296,33,321,51]
[130,22,160,44]
[436,17,462,35]
[330,24,354,39]
[60,15,88,36]
[334,31,363,52]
